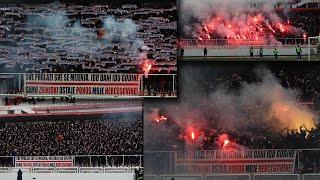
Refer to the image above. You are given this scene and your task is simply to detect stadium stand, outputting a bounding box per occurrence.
[146,63,320,150]
[178,0,320,59]
[0,2,177,73]
[0,99,142,180]
[0,119,142,158]
[144,63,320,179]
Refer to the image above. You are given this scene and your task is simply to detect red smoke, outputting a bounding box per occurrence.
[185,126,202,142]
[197,13,302,45]
[218,133,230,148]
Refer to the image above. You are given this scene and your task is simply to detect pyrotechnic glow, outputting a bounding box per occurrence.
[184,126,202,142]
[196,12,303,45]
[218,134,230,147]
[223,139,230,147]
[141,59,153,76]
[303,33,307,40]
[191,131,195,140]
[269,102,316,131]
[154,115,167,123]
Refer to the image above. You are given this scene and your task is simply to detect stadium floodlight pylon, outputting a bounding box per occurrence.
[308,36,320,61]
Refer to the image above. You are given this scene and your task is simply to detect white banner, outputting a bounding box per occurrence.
[15,156,73,167]
[24,73,141,96]
[175,150,296,174]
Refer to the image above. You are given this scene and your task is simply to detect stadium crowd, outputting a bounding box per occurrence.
[148,68,320,150]
[0,118,143,167]
[145,65,320,172]
[0,3,176,73]
[180,4,320,46]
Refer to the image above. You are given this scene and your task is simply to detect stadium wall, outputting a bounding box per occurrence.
[0,173,134,180]
[184,46,309,57]
[145,174,320,180]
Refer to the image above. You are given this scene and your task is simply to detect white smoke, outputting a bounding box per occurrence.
[25,11,145,62]
[145,65,318,151]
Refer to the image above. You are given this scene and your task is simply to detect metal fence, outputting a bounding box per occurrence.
[149,174,320,180]
[0,166,138,173]
[253,174,299,180]
[303,174,320,180]
[206,174,250,180]
[179,38,318,47]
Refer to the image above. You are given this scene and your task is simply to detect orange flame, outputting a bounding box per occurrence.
[191,132,195,140]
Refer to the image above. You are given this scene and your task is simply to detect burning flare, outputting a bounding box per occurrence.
[141,59,153,77]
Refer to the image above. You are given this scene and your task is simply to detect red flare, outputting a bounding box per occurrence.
[142,60,153,76]
[191,131,195,141]
[223,139,230,147]
[154,115,167,123]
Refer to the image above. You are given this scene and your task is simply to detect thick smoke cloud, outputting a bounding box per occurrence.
[145,66,317,151]
[182,0,277,19]
[180,0,303,43]
[25,11,144,60]
[208,68,316,131]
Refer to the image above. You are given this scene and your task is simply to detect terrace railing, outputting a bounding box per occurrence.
[179,38,318,47]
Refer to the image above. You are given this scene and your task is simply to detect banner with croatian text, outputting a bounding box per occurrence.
[15,156,73,167]
[24,73,141,96]
[175,150,296,174]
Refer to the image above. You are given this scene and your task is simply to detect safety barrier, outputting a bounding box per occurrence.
[0,167,137,174]
[148,174,320,180]
[303,174,320,180]
[253,174,299,180]
[0,173,135,180]
[179,38,318,47]
[206,174,250,180]
[159,175,203,180]
[145,175,158,180]
[0,155,143,168]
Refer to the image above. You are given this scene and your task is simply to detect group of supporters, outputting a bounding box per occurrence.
[145,65,320,172]
[0,118,143,167]
[145,66,320,150]
[0,3,176,74]
[288,12,320,39]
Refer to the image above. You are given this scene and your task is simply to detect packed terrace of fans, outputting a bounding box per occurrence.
[0,118,143,155]
[180,4,320,46]
[0,3,177,73]
[146,67,320,151]
[0,118,143,167]
[145,67,320,172]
